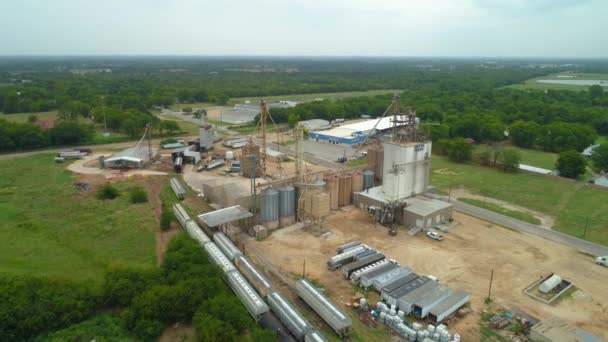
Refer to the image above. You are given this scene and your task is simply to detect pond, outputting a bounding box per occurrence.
[536,79,608,87]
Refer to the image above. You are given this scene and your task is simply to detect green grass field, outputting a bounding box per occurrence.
[431,156,608,246]
[473,144,558,170]
[506,72,608,91]
[458,198,541,225]
[228,89,400,105]
[0,155,157,283]
[1,110,60,123]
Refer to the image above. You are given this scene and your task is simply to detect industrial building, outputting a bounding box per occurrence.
[104,146,158,169]
[307,116,412,145]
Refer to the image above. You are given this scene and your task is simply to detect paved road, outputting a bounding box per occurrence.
[429,194,608,257]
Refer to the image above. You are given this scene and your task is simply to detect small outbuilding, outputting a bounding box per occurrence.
[402,197,453,229]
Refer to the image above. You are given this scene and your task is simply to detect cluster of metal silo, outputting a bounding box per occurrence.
[278,185,296,226]
[261,188,280,229]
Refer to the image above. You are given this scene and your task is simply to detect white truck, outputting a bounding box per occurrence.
[595,256,608,267]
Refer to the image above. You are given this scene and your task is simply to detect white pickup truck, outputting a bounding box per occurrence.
[596,256,608,267]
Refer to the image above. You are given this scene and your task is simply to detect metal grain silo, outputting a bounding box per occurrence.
[338,173,352,207]
[351,171,363,195]
[363,170,375,190]
[278,185,296,227]
[261,188,279,229]
[324,175,339,210]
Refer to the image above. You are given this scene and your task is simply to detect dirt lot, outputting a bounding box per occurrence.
[248,207,608,340]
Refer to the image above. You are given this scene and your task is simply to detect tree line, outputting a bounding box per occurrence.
[0,234,277,342]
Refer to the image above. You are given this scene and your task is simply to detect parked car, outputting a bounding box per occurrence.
[426,231,444,241]
[596,256,608,267]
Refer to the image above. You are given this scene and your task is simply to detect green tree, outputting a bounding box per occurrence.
[28,114,38,123]
[96,184,120,200]
[446,137,473,162]
[589,85,604,99]
[129,186,148,204]
[498,149,521,172]
[509,120,539,148]
[183,107,193,113]
[287,113,300,128]
[556,150,586,179]
[193,311,237,342]
[160,120,180,136]
[591,143,608,171]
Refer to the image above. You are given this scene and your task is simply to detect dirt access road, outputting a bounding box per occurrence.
[249,208,608,341]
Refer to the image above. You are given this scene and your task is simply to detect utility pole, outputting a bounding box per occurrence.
[302,259,306,278]
[487,268,494,302]
[260,99,268,176]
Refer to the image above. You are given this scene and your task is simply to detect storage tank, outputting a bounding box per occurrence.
[539,274,562,293]
[242,142,263,178]
[324,175,339,210]
[363,170,375,190]
[226,151,234,161]
[310,191,330,218]
[351,171,363,201]
[261,189,279,229]
[338,173,352,206]
[382,141,431,200]
[278,185,296,227]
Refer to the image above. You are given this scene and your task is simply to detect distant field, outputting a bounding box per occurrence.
[473,144,558,170]
[506,72,608,91]
[228,89,400,105]
[0,155,157,283]
[1,110,60,123]
[431,156,608,246]
[458,198,541,225]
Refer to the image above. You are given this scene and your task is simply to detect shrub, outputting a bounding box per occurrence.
[160,205,174,231]
[129,186,148,204]
[96,184,120,200]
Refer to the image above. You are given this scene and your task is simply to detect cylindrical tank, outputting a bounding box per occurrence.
[539,274,562,293]
[453,333,461,342]
[310,191,330,218]
[338,173,352,206]
[226,151,234,161]
[278,185,295,227]
[351,171,363,195]
[241,142,262,178]
[261,189,279,229]
[359,298,367,307]
[380,312,386,323]
[389,309,396,316]
[324,175,339,210]
[363,169,375,190]
[427,324,435,334]
[397,310,405,319]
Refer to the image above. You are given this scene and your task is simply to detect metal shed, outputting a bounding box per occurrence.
[380,272,419,300]
[198,205,253,227]
[225,270,269,321]
[398,280,439,314]
[359,263,399,289]
[402,197,453,229]
[412,285,453,318]
[304,330,328,342]
[213,232,242,261]
[427,290,470,324]
[385,276,430,307]
[296,279,352,337]
[170,178,186,200]
[234,255,274,299]
[203,242,236,274]
[268,291,311,341]
[342,253,385,278]
[373,267,412,291]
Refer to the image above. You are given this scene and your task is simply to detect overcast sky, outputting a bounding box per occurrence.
[1,0,606,57]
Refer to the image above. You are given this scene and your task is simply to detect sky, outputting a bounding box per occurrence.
[1,0,606,57]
